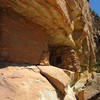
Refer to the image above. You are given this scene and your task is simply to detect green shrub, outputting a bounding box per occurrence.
[92,10,99,17]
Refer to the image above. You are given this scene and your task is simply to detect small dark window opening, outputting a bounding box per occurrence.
[97,35,100,47]
[98,36,100,43]
[55,56,62,65]
[94,37,98,44]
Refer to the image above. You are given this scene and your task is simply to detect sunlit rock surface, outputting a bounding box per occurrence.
[0,65,77,100]
[0,0,98,100]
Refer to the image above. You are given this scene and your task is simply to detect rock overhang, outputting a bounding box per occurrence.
[0,0,96,67]
[0,0,75,48]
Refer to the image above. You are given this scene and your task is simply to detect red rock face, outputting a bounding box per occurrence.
[0,9,49,65]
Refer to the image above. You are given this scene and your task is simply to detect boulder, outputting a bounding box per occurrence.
[38,66,70,94]
[84,73,100,100]
[0,66,59,100]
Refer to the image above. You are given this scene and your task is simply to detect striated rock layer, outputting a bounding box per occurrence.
[92,13,100,63]
[0,0,96,68]
[0,9,49,65]
[0,0,98,100]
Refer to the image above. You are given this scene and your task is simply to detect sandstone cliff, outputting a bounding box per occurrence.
[92,13,100,63]
[0,0,99,100]
[0,0,96,68]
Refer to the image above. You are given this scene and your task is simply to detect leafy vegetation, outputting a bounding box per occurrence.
[92,10,99,17]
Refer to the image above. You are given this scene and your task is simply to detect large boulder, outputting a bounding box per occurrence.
[38,65,70,95]
[84,73,100,100]
[0,66,59,100]
[0,64,77,100]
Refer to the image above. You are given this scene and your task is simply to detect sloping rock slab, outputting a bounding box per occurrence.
[0,66,59,100]
[84,73,100,100]
[38,66,70,94]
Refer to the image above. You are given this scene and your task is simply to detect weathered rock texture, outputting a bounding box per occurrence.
[0,0,96,68]
[38,65,70,95]
[0,9,49,65]
[92,13,100,62]
[84,73,100,100]
[0,64,77,100]
[0,0,98,100]
[0,66,59,100]
[92,13,100,46]
[71,0,96,67]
